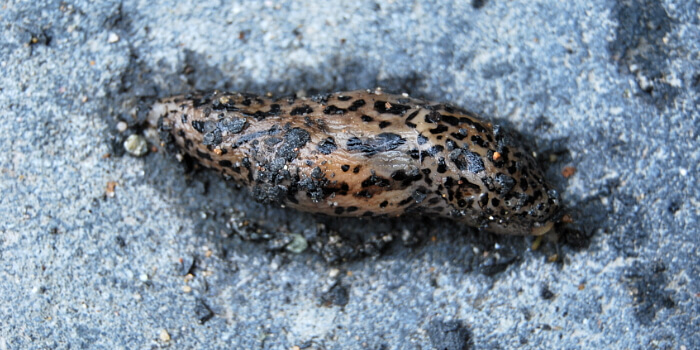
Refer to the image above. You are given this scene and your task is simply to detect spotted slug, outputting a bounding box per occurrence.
[148,89,561,235]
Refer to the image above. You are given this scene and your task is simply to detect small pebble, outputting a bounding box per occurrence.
[105,181,118,197]
[107,32,120,43]
[561,166,577,178]
[124,134,148,157]
[285,233,308,254]
[159,329,171,342]
[116,121,128,132]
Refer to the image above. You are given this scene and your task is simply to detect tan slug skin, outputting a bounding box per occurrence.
[149,89,561,235]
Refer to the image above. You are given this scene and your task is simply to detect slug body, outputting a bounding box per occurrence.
[150,90,560,235]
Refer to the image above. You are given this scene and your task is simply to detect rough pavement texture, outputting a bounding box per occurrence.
[1,1,697,349]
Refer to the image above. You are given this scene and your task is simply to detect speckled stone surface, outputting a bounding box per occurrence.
[0,1,697,349]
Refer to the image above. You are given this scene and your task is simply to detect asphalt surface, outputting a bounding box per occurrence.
[0,1,698,349]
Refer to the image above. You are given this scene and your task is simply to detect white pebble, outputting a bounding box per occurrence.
[108,32,120,43]
[124,134,148,157]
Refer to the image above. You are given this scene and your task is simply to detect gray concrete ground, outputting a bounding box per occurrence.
[0,0,698,349]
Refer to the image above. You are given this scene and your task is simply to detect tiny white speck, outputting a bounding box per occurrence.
[679,168,687,176]
[139,274,148,282]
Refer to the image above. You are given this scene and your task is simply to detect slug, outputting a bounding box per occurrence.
[148,89,561,235]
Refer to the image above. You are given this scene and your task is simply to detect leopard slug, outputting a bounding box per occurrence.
[149,89,561,235]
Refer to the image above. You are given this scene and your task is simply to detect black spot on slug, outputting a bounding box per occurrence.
[471,135,489,148]
[520,177,529,191]
[391,170,408,181]
[437,157,447,173]
[479,193,489,207]
[245,104,282,120]
[374,101,411,115]
[348,99,366,111]
[361,174,390,188]
[311,93,331,104]
[425,110,441,123]
[323,105,347,115]
[290,105,314,115]
[412,187,428,203]
[427,145,444,157]
[192,97,210,108]
[196,149,212,160]
[429,125,449,134]
[355,190,372,198]
[191,120,206,133]
[317,137,337,155]
[417,134,429,145]
[451,128,468,140]
[442,115,459,126]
